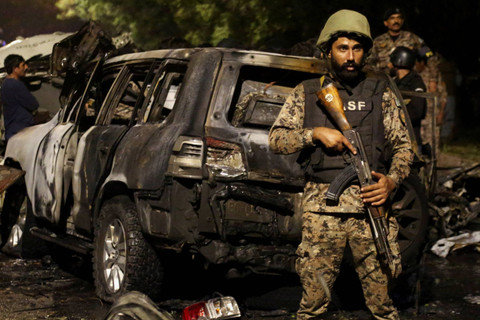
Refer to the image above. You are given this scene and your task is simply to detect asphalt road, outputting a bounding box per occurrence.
[0,154,479,320]
[0,247,480,320]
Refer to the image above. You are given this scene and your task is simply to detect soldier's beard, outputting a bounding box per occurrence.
[331,59,363,85]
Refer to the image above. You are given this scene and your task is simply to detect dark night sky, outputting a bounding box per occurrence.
[0,1,83,44]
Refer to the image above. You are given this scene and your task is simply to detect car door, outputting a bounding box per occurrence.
[71,61,159,232]
[31,60,105,223]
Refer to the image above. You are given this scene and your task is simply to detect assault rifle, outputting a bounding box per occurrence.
[316,83,395,275]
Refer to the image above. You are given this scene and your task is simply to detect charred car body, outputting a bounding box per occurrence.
[1,26,429,302]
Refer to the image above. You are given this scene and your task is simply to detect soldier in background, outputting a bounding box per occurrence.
[389,46,427,151]
[416,46,447,156]
[437,55,460,144]
[269,9,413,320]
[369,7,427,76]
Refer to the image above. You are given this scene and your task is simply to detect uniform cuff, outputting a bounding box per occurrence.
[387,173,401,189]
[303,128,315,147]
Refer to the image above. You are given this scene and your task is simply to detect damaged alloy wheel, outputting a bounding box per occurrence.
[102,217,127,293]
[93,196,163,302]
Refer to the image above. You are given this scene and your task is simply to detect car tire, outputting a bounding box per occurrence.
[1,180,46,258]
[93,196,163,302]
[391,173,430,271]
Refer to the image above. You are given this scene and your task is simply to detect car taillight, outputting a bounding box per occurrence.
[182,297,241,320]
[182,302,207,320]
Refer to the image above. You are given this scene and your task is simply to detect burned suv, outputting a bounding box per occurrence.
[2,40,428,301]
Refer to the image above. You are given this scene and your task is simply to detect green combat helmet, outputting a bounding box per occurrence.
[316,9,372,54]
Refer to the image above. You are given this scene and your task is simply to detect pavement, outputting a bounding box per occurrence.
[1,249,479,320]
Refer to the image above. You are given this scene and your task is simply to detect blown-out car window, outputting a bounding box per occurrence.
[228,65,318,130]
[75,68,118,132]
[59,59,119,133]
[103,62,158,126]
[144,63,187,123]
[60,60,105,124]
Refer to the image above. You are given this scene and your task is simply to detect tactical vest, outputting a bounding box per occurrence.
[303,75,389,183]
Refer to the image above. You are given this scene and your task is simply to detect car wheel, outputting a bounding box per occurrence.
[93,196,163,302]
[1,180,45,258]
[391,173,429,271]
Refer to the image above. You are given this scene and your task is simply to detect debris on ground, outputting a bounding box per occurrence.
[428,162,480,257]
[464,294,480,305]
[430,231,480,258]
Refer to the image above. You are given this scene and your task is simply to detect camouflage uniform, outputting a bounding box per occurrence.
[296,213,401,320]
[370,31,425,74]
[269,80,412,214]
[268,78,413,320]
[419,55,447,156]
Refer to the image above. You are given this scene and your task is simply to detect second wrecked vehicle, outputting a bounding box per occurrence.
[1,25,429,302]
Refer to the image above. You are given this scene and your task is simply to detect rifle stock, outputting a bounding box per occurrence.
[315,83,396,275]
[316,84,352,131]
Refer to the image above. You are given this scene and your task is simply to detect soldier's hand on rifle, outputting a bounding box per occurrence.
[312,127,357,154]
[360,171,396,206]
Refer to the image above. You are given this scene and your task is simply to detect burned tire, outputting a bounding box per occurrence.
[103,291,175,320]
[93,196,163,302]
[391,173,429,271]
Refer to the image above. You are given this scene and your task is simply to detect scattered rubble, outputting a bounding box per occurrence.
[430,231,480,258]
[428,162,480,257]
[464,294,480,305]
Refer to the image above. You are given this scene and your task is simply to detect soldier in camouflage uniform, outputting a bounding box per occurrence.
[416,46,447,157]
[369,8,429,77]
[268,9,413,320]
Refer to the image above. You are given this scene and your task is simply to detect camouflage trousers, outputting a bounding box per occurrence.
[295,212,401,320]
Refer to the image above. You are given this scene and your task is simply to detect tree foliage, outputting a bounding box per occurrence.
[55,0,346,50]
[55,0,480,76]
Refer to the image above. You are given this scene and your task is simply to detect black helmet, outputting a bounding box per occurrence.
[383,7,404,21]
[390,46,415,69]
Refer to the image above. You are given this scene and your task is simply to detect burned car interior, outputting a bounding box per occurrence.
[58,59,188,134]
[230,65,317,129]
[145,63,186,124]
